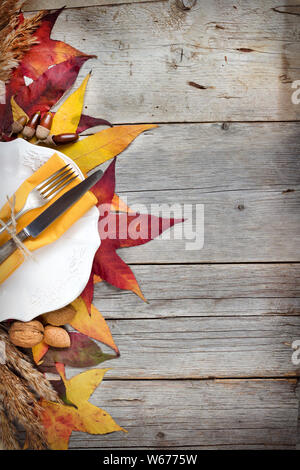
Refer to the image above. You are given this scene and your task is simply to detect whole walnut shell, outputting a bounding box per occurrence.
[42,305,76,326]
[9,320,44,348]
[44,326,71,348]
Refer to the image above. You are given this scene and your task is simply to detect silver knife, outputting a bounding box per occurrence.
[0,169,103,265]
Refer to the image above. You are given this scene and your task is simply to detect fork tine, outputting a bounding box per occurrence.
[39,167,75,195]
[36,164,70,191]
[46,175,78,200]
[41,171,77,198]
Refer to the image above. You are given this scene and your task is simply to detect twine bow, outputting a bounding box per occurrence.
[0,195,32,259]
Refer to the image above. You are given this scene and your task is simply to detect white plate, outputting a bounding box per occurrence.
[0,139,100,322]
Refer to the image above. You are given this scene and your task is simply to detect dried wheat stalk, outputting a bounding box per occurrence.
[0,364,48,449]
[0,326,61,449]
[0,1,45,83]
[0,0,24,31]
[0,401,20,450]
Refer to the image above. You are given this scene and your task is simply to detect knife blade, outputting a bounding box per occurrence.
[0,169,103,265]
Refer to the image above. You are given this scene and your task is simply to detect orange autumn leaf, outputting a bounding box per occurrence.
[111,194,134,213]
[70,297,119,355]
[41,364,125,450]
[94,275,102,284]
[60,124,157,173]
[40,400,79,450]
[32,340,49,365]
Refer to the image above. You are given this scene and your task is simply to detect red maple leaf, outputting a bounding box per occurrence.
[94,212,181,302]
[0,8,95,136]
[11,8,94,94]
[80,159,183,310]
[14,56,91,117]
[77,115,112,133]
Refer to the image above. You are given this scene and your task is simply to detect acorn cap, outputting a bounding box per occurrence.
[22,125,35,140]
[36,124,50,140]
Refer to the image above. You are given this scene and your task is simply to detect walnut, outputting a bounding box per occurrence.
[9,320,44,348]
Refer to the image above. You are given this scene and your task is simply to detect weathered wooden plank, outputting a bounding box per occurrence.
[97,296,300,320]
[93,265,300,378]
[23,0,163,11]
[112,123,300,193]
[28,0,300,122]
[94,264,300,319]
[97,123,300,263]
[90,122,300,264]
[68,379,300,449]
[104,187,300,263]
[95,263,300,300]
[86,314,300,378]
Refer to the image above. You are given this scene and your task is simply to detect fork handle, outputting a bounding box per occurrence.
[0,230,28,265]
[0,207,28,235]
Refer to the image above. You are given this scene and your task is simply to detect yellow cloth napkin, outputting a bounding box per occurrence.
[0,153,97,284]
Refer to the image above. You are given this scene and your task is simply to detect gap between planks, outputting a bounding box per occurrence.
[23,0,166,12]
[101,376,300,381]
[81,120,300,133]
[119,261,300,265]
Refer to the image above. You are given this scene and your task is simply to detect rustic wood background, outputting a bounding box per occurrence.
[24,0,300,449]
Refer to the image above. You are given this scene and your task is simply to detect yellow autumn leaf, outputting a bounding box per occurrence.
[40,364,125,450]
[51,72,91,135]
[70,297,119,354]
[11,96,29,122]
[60,124,157,173]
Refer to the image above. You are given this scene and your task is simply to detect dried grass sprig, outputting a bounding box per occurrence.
[0,364,48,449]
[0,326,59,402]
[0,401,20,450]
[0,0,24,32]
[0,7,45,83]
[0,326,62,449]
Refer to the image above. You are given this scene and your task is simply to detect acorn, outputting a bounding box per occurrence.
[35,112,53,140]
[42,132,79,146]
[10,116,28,135]
[22,111,41,140]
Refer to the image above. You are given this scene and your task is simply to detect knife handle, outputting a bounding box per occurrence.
[0,230,28,265]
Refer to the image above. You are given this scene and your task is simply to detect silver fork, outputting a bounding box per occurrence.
[0,164,78,235]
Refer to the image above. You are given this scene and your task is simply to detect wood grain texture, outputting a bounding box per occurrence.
[23,0,164,10]
[108,187,300,263]
[93,264,300,319]
[25,0,300,122]
[83,315,300,379]
[97,122,300,263]
[112,123,300,193]
[21,0,300,449]
[68,379,300,449]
